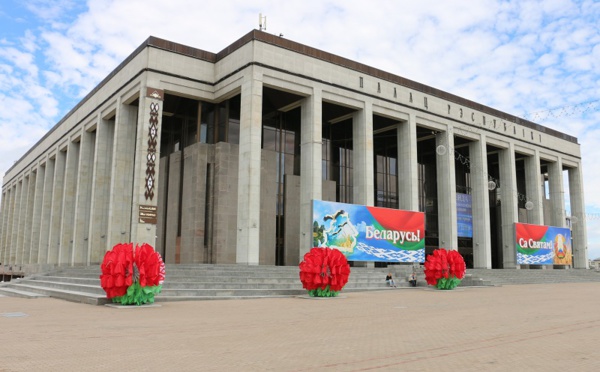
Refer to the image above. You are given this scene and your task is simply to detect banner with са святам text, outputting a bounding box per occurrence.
[515,222,572,265]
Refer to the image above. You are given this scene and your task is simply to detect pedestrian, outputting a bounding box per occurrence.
[409,271,417,287]
[386,272,396,287]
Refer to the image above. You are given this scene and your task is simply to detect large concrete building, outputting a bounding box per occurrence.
[0,30,588,273]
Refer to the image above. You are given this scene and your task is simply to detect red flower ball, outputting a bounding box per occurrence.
[299,247,350,292]
[423,248,466,286]
[100,243,165,300]
[134,243,165,287]
[100,243,134,299]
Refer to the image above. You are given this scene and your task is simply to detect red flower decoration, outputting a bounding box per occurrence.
[100,243,134,299]
[100,243,166,302]
[423,249,466,289]
[135,243,165,287]
[299,247,350,296]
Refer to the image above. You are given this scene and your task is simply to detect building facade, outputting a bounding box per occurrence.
[0,30,588,273]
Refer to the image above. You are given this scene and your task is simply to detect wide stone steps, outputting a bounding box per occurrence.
[0,286,49,299]
[3,264,596,305]
[467,268,600,286]
[0,264,422,304]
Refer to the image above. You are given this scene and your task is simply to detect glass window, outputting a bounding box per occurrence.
[263,127,277,151]
[285,131,295,154]
[200,123,207,143]
[390,158,397,175]
[377,155,384,170]
[217,103,227,143]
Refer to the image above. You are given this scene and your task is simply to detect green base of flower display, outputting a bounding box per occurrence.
[435,277,461,290]
[112,283,162,305]
[307,285,340,297]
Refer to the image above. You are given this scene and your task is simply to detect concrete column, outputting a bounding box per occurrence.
[89,115,114,264]
[259,150,277,265]
[4,187,16,265]
[548,158,566,227]
[524,150,544,225]
[299,88,322,260]
[568,165,588,268]
[155,156,168,260]
[30,164,45,264]
[48,150,66,264]
[22,172,37,264]
[108,100,137,248]
[11,181,23,264]
[214,143,239,264]
[181,144,209,264]
[0,190,7,266]
[397,113,419,211]
[181,146,198,264]
[60,141,80,265]
[469,134,491,268]
[39,157,55,264]
[236,71,263,265]
[284,175,301,266]
[165,152,182,264]
[353,100,374,206]
[130,87,163,247]
[16,176,29,264]
[353,101,375,268]
[73,130,95,265]
[436,128,458,250]
[499,143,518,268]
[0,190,6,267]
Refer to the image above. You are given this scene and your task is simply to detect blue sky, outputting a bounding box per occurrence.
[1,0,599,259]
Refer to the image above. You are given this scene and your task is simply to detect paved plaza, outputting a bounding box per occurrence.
[1,282,599,371]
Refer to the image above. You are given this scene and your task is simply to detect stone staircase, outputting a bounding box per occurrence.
[467,268,600,286]
[0,264,417,305]
[1,264,598,305]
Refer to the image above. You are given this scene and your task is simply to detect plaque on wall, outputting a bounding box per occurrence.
[139,205,157,224]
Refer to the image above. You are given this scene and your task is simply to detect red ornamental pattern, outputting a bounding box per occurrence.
[423,248,466,286]
[299,247,350,292]
[100,243,165,299]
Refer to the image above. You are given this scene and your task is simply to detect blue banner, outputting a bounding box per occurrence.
[456,193,473,238]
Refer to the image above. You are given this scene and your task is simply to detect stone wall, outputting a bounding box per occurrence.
[155,143,283,265]
[284,176,337,265]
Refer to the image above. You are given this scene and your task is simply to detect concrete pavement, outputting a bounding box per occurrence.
[1,283,599,371]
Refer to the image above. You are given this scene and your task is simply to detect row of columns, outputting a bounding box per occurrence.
[0,74,588,270]
[235,78,587,268]
[0,85,162,269]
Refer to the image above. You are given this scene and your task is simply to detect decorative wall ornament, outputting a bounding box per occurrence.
[146,87,164,101]
[145,102,159,200]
